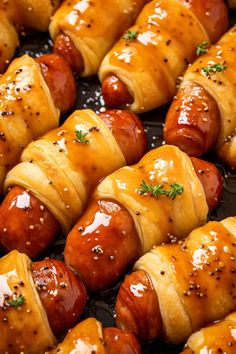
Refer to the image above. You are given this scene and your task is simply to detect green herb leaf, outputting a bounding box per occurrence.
[202,62,227,76]
[7,294,25,308]
[122,30,138,41]
[75,130,90,144]
[196,41,208,56]
[139,180,184,199]
[168,183,184,200]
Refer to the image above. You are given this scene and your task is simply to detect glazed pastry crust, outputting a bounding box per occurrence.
[95,145,208,254]
[49,0,149,76]
[0,54,59,191]
[0,11,19,73]
[134,217,236,343]
[46,318,106,354]
[99,0,209,113]
[4,109,125,233]
[181,26,236,168]
[0,250,56,353]
[184,311,236,353]
[0,0,60,31]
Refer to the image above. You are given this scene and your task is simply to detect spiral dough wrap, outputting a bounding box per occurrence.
[134,216,236,343]
[179,26,236,168]
[4,109,125,233]
[99,0,209,113]
[49,0,148,77]
[0,0,60,31]
[94,145,208,254]
[182,310,236,353]
[0,54,59,191]
[0,250,56,353]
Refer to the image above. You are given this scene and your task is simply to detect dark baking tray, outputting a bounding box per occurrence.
[15,23,236,353]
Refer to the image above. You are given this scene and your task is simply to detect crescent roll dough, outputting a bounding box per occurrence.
[0,54,59,191]
[46,318,106,354]
[0,0,60,31]
[94,145,208,254]
[180,26,236,169]
[0,250,56,353]
[99,0,209,113]
[182,311,236,353]
[0,11,19,73]
[49,0,149,77]
[4,109,125,233]
[134,216,236,344]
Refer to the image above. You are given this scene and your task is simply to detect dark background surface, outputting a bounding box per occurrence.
[15,14,236,353]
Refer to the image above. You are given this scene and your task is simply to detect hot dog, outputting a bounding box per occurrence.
[53,33,85,74]
[35,53,76,112]
[116,269,162,341]
[0,250,87,353]
[64,145,222,292]
[31,258,87,338]
[101,75,134,109]
[45,317,141,354]
[0,186,60,259]
[0,109,147,258]
[164,82,221,156]
[100,0,228,112]
[115,216,236,344]
[98,109,146,165]
[164,26,236,169]
[103,327,141,354]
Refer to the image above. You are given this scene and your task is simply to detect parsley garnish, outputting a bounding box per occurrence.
[7,294,25,308]
[75,130,90,144]
[202,62,227,76]
[139,181,184,200]
[122,30,138,41]
[196,41,208,56]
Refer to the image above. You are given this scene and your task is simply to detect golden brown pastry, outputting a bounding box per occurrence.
[3,109,135,234]
[0,10,19,73]
[46,317,141,354]
[0,54,60,191]
[0,250,87,353]
[164,26,236,169]
[0,109,146,258]
[49,0,149,76]
[0,250,56,353]
[64,145,223,292]
[116,216,236,344]
[0,0,60,31]
[94,145,208,253]
[99,0,228,113]
[181,311,236,353]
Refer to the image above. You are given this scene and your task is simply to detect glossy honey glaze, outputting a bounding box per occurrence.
[183,311,236,353]
[0,251,56,353]
[95,145,208,253]
[182,26,236,149]
[42,109,125,195]
[99,0,209,112]
[156,219,236,331]
[0,55,58,188]
[47,317,105,354]
[50,0,148,75]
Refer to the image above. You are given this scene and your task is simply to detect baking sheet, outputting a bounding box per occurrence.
[15,25,236,353]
